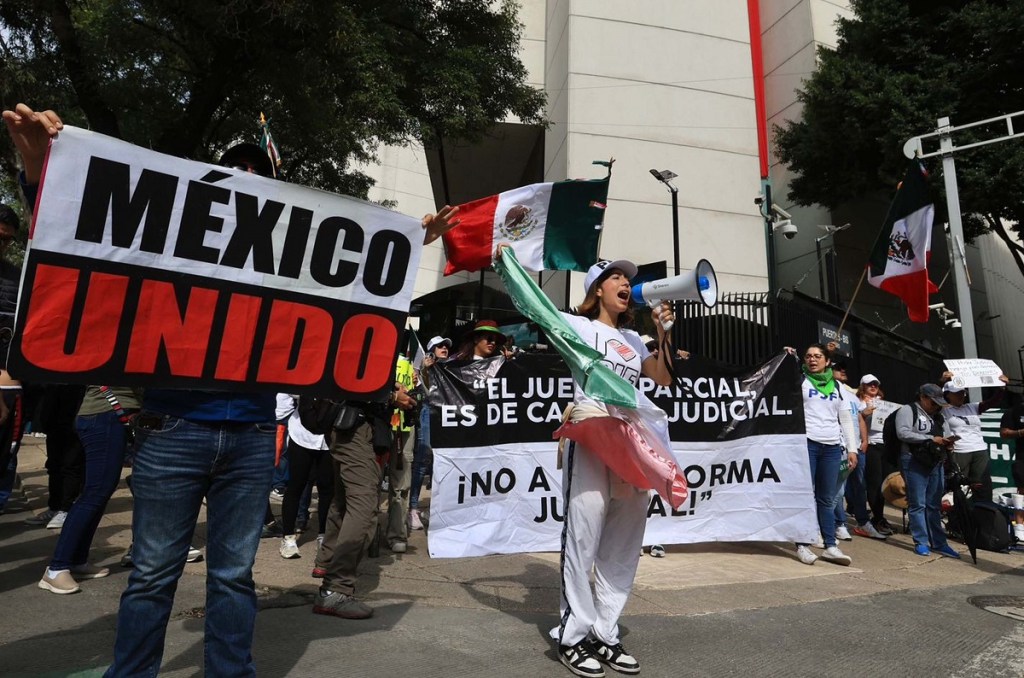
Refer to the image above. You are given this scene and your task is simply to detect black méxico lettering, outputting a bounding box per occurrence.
[174,179,231,263]
[75,156,178,253]
[363,230,410,297]
[219,193,286,273]
[310,216,362,287]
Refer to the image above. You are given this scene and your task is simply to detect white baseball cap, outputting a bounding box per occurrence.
[860,374,880,385]
[583,259,638,294]
[942,382,965,394]
[426,336,451,352]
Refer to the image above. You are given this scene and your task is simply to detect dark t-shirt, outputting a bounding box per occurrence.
[1000,405,1024,461]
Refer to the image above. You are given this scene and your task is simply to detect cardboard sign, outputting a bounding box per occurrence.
[869,400,900,432]
[10,127,424,400]
[943,359,1004,389]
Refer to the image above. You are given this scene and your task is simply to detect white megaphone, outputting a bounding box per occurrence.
[630,259,718,331]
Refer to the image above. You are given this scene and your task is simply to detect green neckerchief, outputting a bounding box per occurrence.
[802,365,836,397]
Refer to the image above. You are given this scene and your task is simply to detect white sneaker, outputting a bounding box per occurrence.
[835,525,852,541]
[854,522,888,540]
[24,509,56,526]
[186,546,203,563]
[820,545,852,566]
[46,511,68,529]
[813,536,825,549]
[407,509,424,531]
[269,488,285,503]
[796,545,818,565]
[316,533,325,548]
[1014,524,1024,541]
[280,535,300,559]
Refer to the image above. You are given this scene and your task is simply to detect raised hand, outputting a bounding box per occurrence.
[422,204,461,245]
[2,104,64,185]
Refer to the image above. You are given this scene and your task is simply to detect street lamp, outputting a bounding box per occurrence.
[650,169,682,346]
[815,224,851,303]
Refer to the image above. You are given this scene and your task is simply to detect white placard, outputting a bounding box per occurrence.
[869,400,900,432]
[943,359,1004,389]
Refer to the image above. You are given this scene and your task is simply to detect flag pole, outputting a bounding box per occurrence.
[836,267,867,336]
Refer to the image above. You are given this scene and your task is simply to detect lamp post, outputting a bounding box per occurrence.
[649,169,682,347]
[815,224,851,304]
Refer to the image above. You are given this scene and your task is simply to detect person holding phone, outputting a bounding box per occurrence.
[939,371,1009,503]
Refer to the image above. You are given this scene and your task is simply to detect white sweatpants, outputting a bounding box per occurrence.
[550,440,650,647]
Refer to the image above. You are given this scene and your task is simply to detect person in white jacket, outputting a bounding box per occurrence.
[550,259,675,678]
[791,344,857,567]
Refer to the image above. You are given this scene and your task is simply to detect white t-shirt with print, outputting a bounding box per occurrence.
[560,313,651,407]
[943,403,986,453]
[802,376,849,445]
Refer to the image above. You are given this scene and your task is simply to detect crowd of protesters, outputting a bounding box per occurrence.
[3,102,1023,678]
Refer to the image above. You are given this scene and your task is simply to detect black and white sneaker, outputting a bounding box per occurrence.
[559,640,606,677]
[592,640,640,674]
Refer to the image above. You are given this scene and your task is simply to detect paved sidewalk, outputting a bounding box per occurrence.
[2,439,1023,676]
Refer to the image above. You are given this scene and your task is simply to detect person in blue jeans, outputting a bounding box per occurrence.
[39,387,141,594]
[790,344,857,567]
[895,384,960,559]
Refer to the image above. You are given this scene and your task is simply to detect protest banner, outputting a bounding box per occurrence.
[426,352,819,558]
[10,127,424,400]
[943,358,1004,389]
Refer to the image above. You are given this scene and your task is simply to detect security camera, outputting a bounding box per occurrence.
[951,320,962,329]
[928,303,946,311]
[771,204,792,220]
[774,219,798,239]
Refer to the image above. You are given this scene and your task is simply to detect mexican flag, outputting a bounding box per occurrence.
[258,112,282,177]
[493,247,688,509]
[866,161,938,323]
[442,176,609,275]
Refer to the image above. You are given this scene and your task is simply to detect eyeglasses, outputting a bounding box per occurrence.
[866,382,880,387]
[804,353,825,360]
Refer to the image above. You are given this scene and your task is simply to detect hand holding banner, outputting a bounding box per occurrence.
[12,127,424,400]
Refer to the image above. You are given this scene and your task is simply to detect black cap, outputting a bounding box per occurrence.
[218,143,275,178]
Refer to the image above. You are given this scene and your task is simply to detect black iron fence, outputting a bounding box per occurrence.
[678,290,946,403]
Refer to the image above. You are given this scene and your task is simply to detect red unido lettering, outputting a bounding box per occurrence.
[18,263,394,393]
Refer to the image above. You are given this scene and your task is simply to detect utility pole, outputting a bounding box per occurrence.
[904,110,1024,401]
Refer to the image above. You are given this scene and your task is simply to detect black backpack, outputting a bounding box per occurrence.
[881,405,906,466]
[972,502,1012,552]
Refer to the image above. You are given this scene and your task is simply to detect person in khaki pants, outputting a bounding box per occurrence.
[313,385,415,620]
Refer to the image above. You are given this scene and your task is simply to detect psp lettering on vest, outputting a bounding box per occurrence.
[73,156,411,295]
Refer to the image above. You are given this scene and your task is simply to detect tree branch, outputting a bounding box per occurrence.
[986,213,1024,280]
[47,0,121,137]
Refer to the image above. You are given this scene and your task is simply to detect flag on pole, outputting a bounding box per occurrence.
[258,112,282,178]
[441,175,610,275]
[866,161,938,322]
[493,247,687,508]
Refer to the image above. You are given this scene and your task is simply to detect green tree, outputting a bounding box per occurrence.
[775,0,1024,278]
[0,0,545,200]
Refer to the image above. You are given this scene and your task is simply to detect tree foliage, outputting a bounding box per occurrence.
[775,0,1024,277]
[0,0,546,199]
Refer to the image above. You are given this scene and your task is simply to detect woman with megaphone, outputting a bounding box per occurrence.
[531,255,676,678]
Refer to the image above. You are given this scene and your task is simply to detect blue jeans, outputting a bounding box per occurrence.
[51,411,128,569]
[106,415,275,678]
[900,452,948,550]
[807,440,843,548]
[843,451,870,525]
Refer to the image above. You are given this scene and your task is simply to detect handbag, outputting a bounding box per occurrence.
[907,402,946,470]
[298,397,364,435]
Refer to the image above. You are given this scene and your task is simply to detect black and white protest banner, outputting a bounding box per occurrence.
[427,352,818,558]
[11,127,422,400]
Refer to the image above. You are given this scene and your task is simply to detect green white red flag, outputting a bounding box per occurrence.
[866,161,938,323]
[441,176,610,275]
[258,112,282,177]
